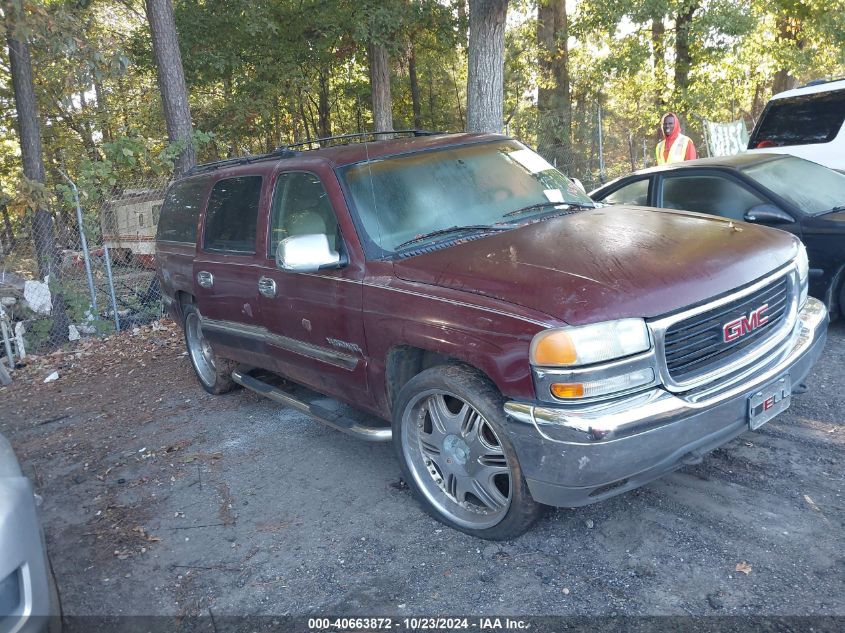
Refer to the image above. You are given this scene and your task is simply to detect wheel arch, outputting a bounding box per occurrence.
[174,290,195,322]
[383,332,519,413]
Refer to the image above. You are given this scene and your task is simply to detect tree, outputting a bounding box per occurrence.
[369,43,394,134]
[673,0,700,103]
[4,0,69,342]
[537,0,571,168]
[466,0,508,133]
[144,0,195,175]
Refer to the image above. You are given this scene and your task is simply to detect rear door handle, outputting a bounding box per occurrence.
[258,276,277,298]
[197,271,214,289]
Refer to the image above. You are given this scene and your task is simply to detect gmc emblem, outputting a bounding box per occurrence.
[723,304,769,342]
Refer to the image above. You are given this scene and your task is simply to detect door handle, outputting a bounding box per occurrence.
[197,271,214,289]
[258,276,277,298]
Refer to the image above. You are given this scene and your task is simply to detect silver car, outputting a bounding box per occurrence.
[0,433,60,633]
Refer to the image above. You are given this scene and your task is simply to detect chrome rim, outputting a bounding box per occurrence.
[185,312,216,387]
[401,390,512,529]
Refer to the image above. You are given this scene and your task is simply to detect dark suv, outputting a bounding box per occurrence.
[156,132,828,539]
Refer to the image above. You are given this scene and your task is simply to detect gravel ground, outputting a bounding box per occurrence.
[1,319,843,621]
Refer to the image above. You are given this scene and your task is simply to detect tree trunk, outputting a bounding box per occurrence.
[1,204,14,249]
[223,74,237,157]
[651,17,666,109]
[673,1,698,101]
[368,43,394,136]
[145,0,195,176]
[537,0,570,169]
[452,63,465,128]
[750,80,764,120]
[77,84,99,159]
[92,69,113,144]
[318,67,332,138]
[5,0,69,343]
[457,0,468,48]
[408,45,422,130]
[772,15,803,94]
[466,0,507,133]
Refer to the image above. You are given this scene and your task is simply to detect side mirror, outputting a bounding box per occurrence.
[276,234,342,272]
[744,204,794,225]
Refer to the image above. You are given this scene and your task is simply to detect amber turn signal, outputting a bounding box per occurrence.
[550,383,585,399]
[532,331,578,366]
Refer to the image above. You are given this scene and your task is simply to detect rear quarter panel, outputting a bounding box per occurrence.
[155,240,197,322]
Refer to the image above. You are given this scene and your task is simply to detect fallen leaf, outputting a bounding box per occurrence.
[803,495,821,513]
[133,526,162,542]
[735,561,752,575]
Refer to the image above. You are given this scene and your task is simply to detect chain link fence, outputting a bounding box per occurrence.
[0,176,171,368]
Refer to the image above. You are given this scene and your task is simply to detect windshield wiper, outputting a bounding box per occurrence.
[503,201,594,218]
[827,205,845,213]
[396,224,510,250]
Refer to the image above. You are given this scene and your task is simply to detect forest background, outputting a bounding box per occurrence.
[1,0,844,233]
[0,0,844,351]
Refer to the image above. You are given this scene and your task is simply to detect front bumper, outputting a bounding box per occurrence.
[0,464,58,633]
[504,297,829,507]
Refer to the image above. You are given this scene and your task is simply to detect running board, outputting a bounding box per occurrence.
[231,367,392,442]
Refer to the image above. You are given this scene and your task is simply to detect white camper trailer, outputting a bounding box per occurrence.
[101,188,165,268]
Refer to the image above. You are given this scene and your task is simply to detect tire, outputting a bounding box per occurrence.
[839,281,845,322]
[182,304,238,395]
[392,364,543,540]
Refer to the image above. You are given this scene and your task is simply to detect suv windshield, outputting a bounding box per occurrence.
[340,140,593,254]
[742,156,845,216]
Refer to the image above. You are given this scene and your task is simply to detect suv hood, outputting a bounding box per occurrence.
[393,207,798,325]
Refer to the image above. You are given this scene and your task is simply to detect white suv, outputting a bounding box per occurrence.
[747,78,845,172]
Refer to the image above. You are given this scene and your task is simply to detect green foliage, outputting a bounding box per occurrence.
[0,0,843,221]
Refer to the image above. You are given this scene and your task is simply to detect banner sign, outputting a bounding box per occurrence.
[705,119,749,157]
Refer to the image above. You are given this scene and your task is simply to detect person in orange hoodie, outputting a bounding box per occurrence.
[656,112,697,164]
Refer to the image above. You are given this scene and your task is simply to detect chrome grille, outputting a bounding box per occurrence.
[663,276,790,382]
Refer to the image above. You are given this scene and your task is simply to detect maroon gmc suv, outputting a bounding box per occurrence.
[156,132,828,539]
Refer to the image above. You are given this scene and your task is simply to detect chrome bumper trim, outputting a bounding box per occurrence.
[505,296,827,445]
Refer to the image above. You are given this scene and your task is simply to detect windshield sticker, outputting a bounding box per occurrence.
[510,149,555,174]
[543,189,564,203]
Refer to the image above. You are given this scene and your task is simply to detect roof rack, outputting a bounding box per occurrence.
[186,146,300,176]
[280,129,440,151]
[185,130,442,176]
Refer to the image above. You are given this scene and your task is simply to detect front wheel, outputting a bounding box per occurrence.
[392,364,543,540]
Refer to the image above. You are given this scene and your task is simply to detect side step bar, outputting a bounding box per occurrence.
[231,367,392,442]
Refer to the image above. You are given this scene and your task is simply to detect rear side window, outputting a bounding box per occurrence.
[749,90,845,148]
[156,178,208,243]
[203,176,263,253]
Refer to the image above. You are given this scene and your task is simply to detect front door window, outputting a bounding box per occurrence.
[660,175,765,221]
[268,172,339,258]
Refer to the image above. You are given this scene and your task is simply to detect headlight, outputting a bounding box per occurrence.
[795,242,808,307]
[530,319,651,367]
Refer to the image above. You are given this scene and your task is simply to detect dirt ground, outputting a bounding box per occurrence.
[1,319,843,621]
